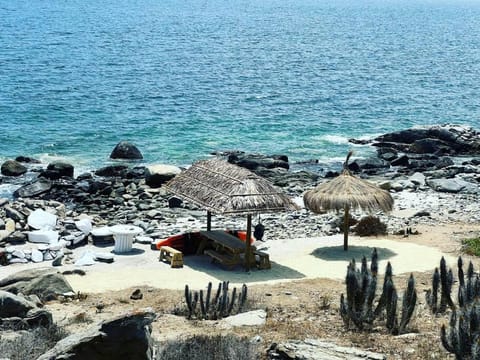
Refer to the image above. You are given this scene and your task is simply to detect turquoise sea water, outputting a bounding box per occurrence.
[1,0,480,173]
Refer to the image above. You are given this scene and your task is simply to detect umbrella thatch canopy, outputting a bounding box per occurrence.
[165,158,298,270]
[303,151,394,251]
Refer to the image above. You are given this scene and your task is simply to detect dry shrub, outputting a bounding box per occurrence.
[156,333,259,360]
[0,324,67,360]
[353,216,387,236]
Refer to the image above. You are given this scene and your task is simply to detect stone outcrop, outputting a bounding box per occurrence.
[268,339,386,360]
[0,268,74,301]
[110,141,143,160]
[37,309,156,360]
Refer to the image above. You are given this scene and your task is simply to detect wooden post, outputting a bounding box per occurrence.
[344,206,349,251]
[207,211,212,231]
[245,214,252,272]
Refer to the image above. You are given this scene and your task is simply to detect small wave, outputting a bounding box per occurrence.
[318,135,350,145]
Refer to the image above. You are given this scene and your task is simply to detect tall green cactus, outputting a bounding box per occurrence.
[340,249,416,334]
[183,281,248,320]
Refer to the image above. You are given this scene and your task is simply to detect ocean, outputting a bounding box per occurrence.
[1,0,480,174]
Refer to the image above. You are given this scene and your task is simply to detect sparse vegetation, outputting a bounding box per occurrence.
[353,215,387,236]
[155,334,259,360]
[0,324,67,360]
[463,237,480,256]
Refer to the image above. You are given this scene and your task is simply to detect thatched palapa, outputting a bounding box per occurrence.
[165,158,298,270]
[303,151,394,251]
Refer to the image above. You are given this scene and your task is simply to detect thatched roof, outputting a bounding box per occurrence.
[304,151,393,251]
[165,158,298,215]
[303,165,394,213]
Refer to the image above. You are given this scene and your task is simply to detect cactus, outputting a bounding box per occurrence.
[426,268,440,313]
[399,274,417,334]
[182,281,248,320]
[239,284,248,312]
[439,256,455,312]
[340,250,416,334]
[441,302,480,359]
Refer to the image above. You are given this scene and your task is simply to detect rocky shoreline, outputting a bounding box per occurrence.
[0,123,480,267]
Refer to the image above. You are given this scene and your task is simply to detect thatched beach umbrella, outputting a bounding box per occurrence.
[303,151,394,251]
[165,158,298,271]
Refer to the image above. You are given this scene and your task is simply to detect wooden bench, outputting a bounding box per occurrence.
[254,250,271,270]
[159,246,183,268]
[204,249,239,268]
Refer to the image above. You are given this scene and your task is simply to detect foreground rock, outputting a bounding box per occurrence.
[37,309,156,360]
[0,268,74,301]
[268,339,386,360]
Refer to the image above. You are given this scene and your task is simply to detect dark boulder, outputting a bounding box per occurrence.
[391,155,409,167]
[409,138,451,154]
[168,197,183,208]
[37,310,156,360]
[15,155,41,164]
[1,160,27,177]
[40,161,74,180]
[110,141,143,160]
[228,153,289,171]
[13,178,52,198]
[95,165,129,177]
[0,290,37,318]
[375,128,430,144]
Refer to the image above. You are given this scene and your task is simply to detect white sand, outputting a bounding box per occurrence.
[55,234,453,293]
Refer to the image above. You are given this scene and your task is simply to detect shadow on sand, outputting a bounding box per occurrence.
[184,255,305,284]
[311,245,397,262]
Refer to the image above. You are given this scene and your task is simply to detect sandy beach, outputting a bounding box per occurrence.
[1,225,464,293]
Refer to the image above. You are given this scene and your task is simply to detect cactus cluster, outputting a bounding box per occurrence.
[426,256,455,313]
[339,248,417,334]
[184,281,248,320]
[436,256,480,359]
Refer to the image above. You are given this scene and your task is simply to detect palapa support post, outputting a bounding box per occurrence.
[207,211,212,231]
[343,206,349,251]
[245,214,252,272]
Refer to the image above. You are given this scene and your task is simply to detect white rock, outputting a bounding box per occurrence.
[43,251,55,261]
[91,226,113,237]
[28,230,59,244]
[27,209,57,230]
[37,244,49,251]
[75,218,92,235]
[9,258,28,264]
[5,218,16,233]
[220,310,267,328]
[12,249,25,259]
[75,251,96,266]
[31,249,44,263]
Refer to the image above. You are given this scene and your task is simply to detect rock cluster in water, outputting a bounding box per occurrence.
[0,124,479,267]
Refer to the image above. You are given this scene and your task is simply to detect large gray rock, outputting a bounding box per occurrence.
[1,160,27,176]
[268,339,386,360]
[426,178,479,193]
[110,141,143,160]
[13,178,52,198]
[0,290,37,318]
[145,164,181,188]
[0,268,73,301]
[37,309,156,360]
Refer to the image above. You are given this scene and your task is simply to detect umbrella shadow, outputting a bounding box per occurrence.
[311,245,397,262]
[184,255,305,284]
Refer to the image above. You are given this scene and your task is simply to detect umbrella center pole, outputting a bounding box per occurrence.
[245,214,252,272]
[343,207,349,251]
[207,211,212,231]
